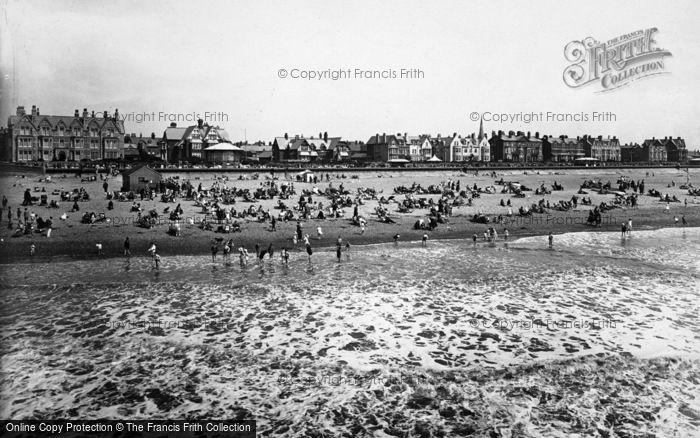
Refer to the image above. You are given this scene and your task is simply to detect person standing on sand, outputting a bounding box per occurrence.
[472,233,477,245]
[345,241,351,259]
[124,237,131,257]
[422,233,428,246]
[317,226,323,239]
[548,232,553,248]
[267,244,274,260]
[148,242,157,257]
[30,243,36,257]
[296,221,303,241]
[154,253,161,269]
[682,215,688,227]
[96,242,103,256]
[281,248,289,265]
[627,218,632,237]
[306,241,313,263]
[211,243,218,262]
[621,222,627,239]
[503,229,509,241]
[270,215,276,232]
[393,234,400,245]
[223,242,230,262]
[336,238,342,261]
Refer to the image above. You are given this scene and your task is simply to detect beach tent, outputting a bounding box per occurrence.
[296,169,315,182]
[427,155,442,162]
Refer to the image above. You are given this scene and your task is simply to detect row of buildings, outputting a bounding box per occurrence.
[0,105,691,164]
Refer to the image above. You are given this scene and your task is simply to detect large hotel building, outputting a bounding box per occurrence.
[1,105,125,162]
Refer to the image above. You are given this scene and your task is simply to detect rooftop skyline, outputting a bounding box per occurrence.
[1,0,699,147]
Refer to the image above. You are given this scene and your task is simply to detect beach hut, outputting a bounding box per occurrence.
[296,169,315,183]
[121,165,162,192]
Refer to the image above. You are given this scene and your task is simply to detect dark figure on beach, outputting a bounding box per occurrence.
[211,244,218,262]
[255,243,260,258]
[393,234,400,245]
[2,196,7,209]
[23,189,31,206]
[336,239,342,261]
[621,223,627,239]
[548,232,553,248]
[268,244,274,259]
[270,216,276,231]
[108,200,114,210]
[296,222,303,241]
[472,233,477,245]
[124,237,131,256]
[306,243,313,262]
[103,181,109,193]
[154,253,161,269]
[682,215,688,227]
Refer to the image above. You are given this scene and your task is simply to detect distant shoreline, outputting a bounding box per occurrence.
[0,215,693,265]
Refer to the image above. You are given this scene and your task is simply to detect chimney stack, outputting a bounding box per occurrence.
[83,108,88,118]
[103,111,108,118]
[535,132,540,138]
[31,105,37,117]
[74,109,79,117]
[91,111,95,118]
[36,107,40,116]
[16,106,25,116]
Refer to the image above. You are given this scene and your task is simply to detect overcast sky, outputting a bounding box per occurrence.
[1,0,699,147]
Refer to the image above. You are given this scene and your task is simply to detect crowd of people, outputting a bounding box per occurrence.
[4,168,697,263]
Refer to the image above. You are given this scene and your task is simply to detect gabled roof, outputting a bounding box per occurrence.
[367,134,399,145]
[8,113,124,134]
[122,164,161,178]
[164,127,187,141]
[326,137,342,150]
[288,138,309,150]
[642,138,664,147]
[273,137,291,149]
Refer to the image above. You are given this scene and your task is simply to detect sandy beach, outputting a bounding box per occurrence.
[0,167,698,263]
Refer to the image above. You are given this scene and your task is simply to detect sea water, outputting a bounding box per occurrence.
[1,228,698,436]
